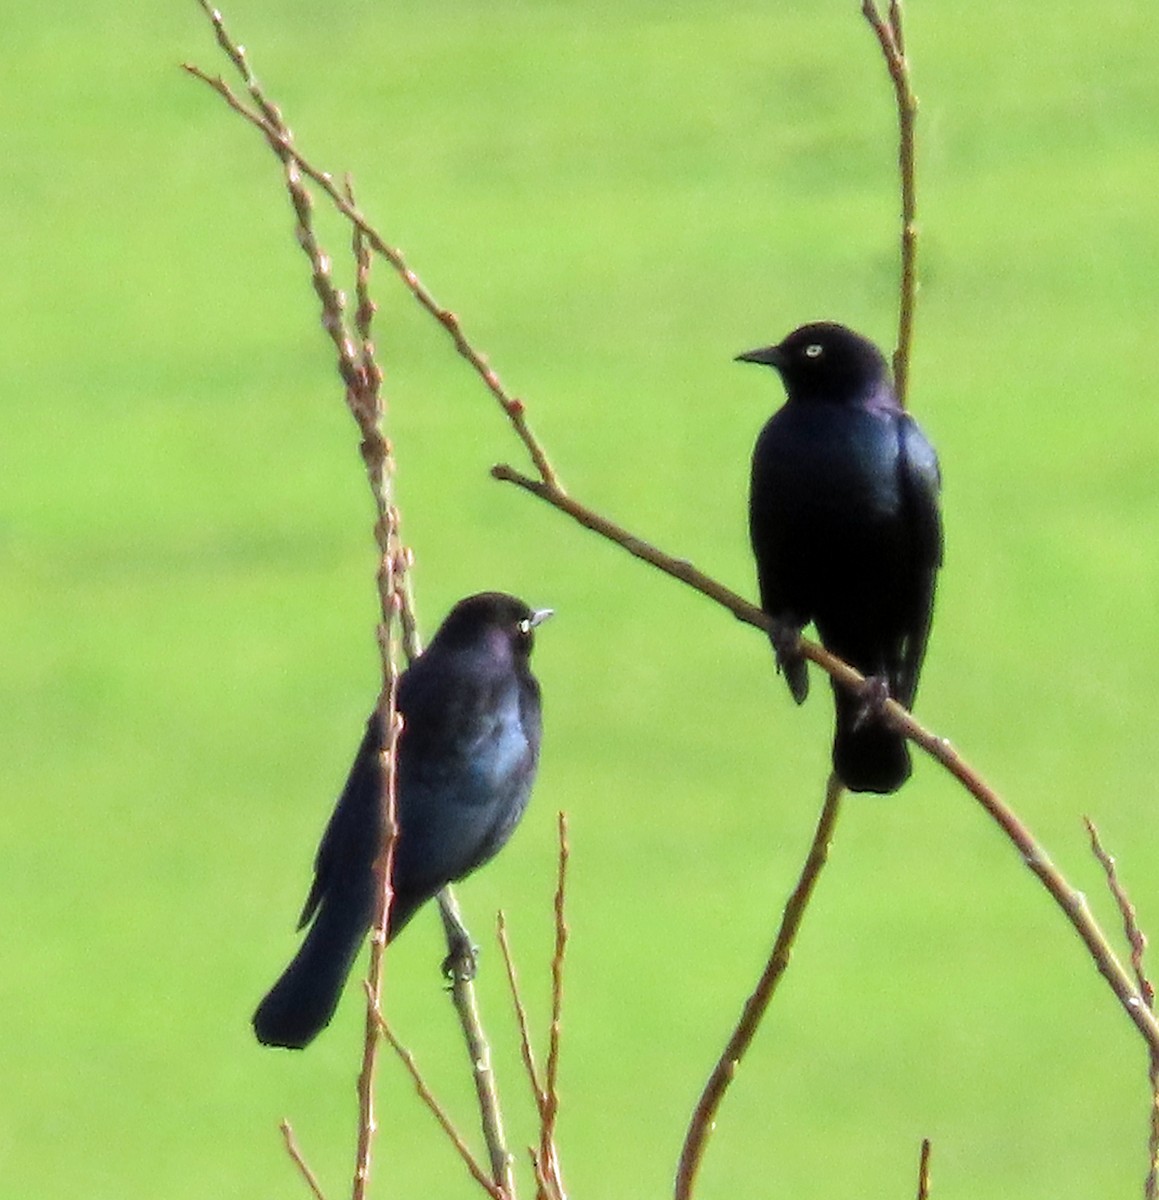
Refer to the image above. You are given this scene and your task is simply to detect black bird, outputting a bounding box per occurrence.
[739,322,942,793]
[253,592,551,1049]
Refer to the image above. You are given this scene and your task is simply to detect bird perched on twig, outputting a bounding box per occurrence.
[739,322,942,794]
[253,592,552,1049]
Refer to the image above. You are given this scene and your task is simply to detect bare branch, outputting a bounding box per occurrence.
[494,409,1159,1156]
[675,774,845,1200]
[280,1121,330,1200]
[494,821,569,1200]
[490,464,773,628]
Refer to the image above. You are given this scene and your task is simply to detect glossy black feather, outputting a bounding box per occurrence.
[741,322,942,793]
[253,592,549,1049]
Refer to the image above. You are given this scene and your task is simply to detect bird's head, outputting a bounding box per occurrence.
[432,592,554,661]
[735,322,892,408]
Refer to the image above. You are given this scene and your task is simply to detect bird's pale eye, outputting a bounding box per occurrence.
[804,343,824,359]
[517,619,532,636]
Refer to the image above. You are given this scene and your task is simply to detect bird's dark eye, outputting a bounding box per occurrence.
[804,343,823,359]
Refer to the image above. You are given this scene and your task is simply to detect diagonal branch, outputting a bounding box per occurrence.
[675,774,845,1200]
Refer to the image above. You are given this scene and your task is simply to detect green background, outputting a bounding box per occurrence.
[4,1,1158,1196]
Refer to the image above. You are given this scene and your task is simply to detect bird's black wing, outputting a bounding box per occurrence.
[296,715,381,930]
[895,413,943,707]
[749,415,812,704]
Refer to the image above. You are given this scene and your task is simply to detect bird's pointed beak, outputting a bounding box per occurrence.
[735,344,784,368]
[527,608,554,630]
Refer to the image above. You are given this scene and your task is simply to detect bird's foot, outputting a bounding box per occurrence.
[771,619,809,704]
[852,674,892,731]
[441,931,480,985]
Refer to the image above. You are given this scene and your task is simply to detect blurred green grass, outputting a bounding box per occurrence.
[3,1,1158,1197]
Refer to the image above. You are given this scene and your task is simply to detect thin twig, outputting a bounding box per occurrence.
[355,698,402,1200]
[497,911,549,1113]
[1084,818,1154,1007]
[674,774,845,1200]
[916,1138,932,1200]
[537,813,571,1200]
[348,192,425,665]
[280,1121,330,1200]
[862,0,919,406]
[1084,818,1158,1199]
[369,992,508,1200]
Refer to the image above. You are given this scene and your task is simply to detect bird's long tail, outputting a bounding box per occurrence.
[252,889,372,1050]
[832,688,911,795]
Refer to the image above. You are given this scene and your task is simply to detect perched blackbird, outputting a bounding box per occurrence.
[253,592,551,1048]
[740,322,942,793]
